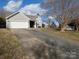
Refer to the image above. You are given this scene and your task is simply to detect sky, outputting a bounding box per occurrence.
[0,0,42,8]
[0,0,46,14]
[0,0,48,22]
[0,0,47,16]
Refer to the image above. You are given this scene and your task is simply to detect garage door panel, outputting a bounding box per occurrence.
[9,22,29,28]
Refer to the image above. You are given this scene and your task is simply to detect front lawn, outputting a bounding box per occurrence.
[0,29,25,59]
[40,28,79,43]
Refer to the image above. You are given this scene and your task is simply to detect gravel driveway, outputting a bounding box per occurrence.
[11,29,79,59]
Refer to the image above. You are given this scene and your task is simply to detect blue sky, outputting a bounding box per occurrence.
[0,0,42,8]
[1,0,47,16]
[0,0,48,22]
[0,0,7,8]
[22,0,42,7]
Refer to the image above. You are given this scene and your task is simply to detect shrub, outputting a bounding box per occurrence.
[0,17,6,28]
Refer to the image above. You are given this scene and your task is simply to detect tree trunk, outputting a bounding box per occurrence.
[60,23,67,32]
[60,17,68,32]
[76,24,79,31]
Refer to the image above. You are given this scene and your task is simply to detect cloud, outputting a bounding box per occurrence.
[4,0,22,12]
[20,4,47,15]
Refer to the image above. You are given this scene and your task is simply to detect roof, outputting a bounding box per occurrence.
[6,12,20,19]
[25,15,38,21]
[6,12,38,21]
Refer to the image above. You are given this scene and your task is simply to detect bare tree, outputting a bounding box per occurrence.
[42,0,79,32]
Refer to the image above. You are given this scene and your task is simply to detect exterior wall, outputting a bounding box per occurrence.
[6,12,30,29]
[6,21,29,28]
[6,20,9,28]
[7,12,30,22]
[34,21,37,28]
[6,12,37,29]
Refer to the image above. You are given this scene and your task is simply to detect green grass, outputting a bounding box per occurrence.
[0,29,25,59]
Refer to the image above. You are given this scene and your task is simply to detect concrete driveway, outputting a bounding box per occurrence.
[11,29,79,59]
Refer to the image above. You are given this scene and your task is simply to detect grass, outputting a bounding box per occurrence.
[0,29,25,59]
[37,28,79,59]
[40,28,79,43]
[0,28,78,59]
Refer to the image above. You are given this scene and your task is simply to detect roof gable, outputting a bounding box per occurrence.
[26,15,38,21]
[6,12,38,21]
[6,12,20,19]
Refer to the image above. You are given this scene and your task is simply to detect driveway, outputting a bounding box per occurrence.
[11,29,79,49]
[11,29,79,59]
[11,29,70,46]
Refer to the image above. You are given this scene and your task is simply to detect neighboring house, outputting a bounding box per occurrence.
[48,16,74,30]
[42,22,48,28]
[6,12,38,29]
[36,16,48,28]
[48,16,60,28]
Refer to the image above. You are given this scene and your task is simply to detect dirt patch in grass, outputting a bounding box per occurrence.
[0,29,25,59]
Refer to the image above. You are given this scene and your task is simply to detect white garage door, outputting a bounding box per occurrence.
[7,22,29,28]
